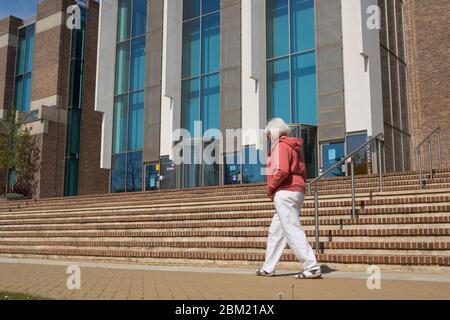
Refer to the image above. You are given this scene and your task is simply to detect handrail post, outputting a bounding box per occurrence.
[437,129,443,170]
[378,139,383,192]
[350,158,356,219]
[314,184,320,255]
[428,141,433,181]
[418,150,423,189]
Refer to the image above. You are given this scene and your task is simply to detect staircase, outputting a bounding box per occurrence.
[0,169,449,271]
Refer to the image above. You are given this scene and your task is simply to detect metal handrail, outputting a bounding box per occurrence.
[416,127,442,189]
[308,133,385,254]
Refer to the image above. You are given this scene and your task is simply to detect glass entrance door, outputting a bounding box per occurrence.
[290,125,317,178]
[321,141,345,177]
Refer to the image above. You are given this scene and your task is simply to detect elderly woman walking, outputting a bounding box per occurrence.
[256,118,322,279]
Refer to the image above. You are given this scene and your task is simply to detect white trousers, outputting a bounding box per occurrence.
[262,190,320,273]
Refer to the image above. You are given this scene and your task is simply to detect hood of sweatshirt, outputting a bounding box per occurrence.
[278,136,304,152]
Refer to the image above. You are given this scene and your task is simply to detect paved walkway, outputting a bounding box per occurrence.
[0,258,449,300]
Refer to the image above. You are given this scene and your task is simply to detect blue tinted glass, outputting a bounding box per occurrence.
[322,142,345,177]
[128,91,144,151]
[115,42,130,95]
[267,57,290,122]
[22,73,32,112]
[204,164,219,186]
[14,75,24,111]
[224,153,241,185]
[16,28,26,74]
[130,37,146,91]
[201,74,220,136]
[292,51,317,125]
[64,158,79,196]
[347,133,368,175]
[291,0,315,53]
[202,0,220,14]
[201,13,220,74]
[243,147,266,184]
[132,0,147,37]
[182,19,200,78]
[111,153,127,193]
[117,0,131,42]
[66,109,81,156]
[25,24,35,73]
[266,0,289,59]
[183,0,201,20]
[113,95,128,154]
[181,79,200,135]
[126,151,143,191]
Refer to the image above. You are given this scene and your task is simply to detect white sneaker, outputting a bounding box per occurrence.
[294,268,322,279]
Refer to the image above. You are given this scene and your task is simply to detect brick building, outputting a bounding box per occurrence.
[0,0,108,198]
[0,0,449,198]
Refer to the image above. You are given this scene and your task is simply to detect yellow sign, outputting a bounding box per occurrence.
[156,164,160,171]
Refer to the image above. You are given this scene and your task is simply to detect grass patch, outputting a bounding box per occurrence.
[0,291,52,300]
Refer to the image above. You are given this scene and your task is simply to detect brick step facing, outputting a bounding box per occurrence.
[0,216,449,232]
[0,245,448,259]
[0,213,448,228]
[2,181,449,215]
[1,201,449,223]
[2,187,450,216]
[0,247,448,267]
[0,228,448,239]
[0,240,448,251]
[1,170,449,212]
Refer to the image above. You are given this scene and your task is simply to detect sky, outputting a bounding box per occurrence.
[0,0,41,20]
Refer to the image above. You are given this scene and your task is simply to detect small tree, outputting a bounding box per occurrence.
[0,110,40,198]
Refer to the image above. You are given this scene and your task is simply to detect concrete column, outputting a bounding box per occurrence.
[143,0,164,164]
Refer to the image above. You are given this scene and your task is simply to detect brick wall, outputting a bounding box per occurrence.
[78,0,109,195]
[404,0,450,169]
[0,16,22,113]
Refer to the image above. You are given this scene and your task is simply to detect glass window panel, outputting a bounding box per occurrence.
[71,25,85,61]
[202,0,220,15]
[300,126,317,178]
[291,0,315,53]
[182,18,201,78]
[378,0,387,47]
[181,78,200,135]
[183,0,201,20]
[132,0,147,37]
[16,28,26,75]
[22,73,32,113]
[14,75,24,111]
[115,42,130,95]
[393,128,403,172]
[204,164,219,186]
[243,147,265,184]
[267,57,290,122]
[126,151,143,192]
[395,0,405,61]
[403,134,411,171]
[386,0,397,54]
[384,125,395,172]
[66,109,81,157]
[64,158,79,196]
[183,144,201,188]
[380,48,392,125]
[201,13,220,74]
[130,37,146,91]
[321,141,345,177]
[111,153,127,193]
[347,133,368,175]
[399,62,409,133]
[292,51,317,125]
[117,0,131,42]
[68,60,84,109]
[390,55,401,129]
[25,24,35,73]
[113,95,129,154]
[201,74,220,136]
[128,91,144,151]
[145,163,159,190]
[266,0,289,59]
[224,153,241,185]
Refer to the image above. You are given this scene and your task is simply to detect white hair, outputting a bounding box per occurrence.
[265,118,291,142]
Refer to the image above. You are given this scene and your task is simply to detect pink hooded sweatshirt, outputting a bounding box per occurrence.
[266,136,307,199]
